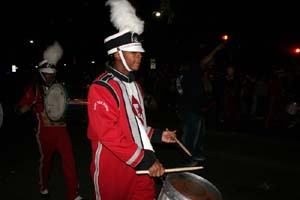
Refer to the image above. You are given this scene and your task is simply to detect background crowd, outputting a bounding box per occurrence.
[136,53,300,136]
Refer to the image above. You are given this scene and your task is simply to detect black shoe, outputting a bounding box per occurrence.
[185,159,200,167]
[40,189,50,199]
[178,157,203,167]
[74,195,89,200]
[192,155,206,162]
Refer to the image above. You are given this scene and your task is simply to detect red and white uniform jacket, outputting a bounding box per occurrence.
[87,66,163,199]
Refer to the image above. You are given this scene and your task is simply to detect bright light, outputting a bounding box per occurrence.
[12,65,18,72]
[29,40,34,44]
[64,63,67,66]
[91,60,95,64]
[221,34,229,41]
[153,11,161,18]
[294,48,300,54]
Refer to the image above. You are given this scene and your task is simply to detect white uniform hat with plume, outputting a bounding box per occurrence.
[38,41,63,74]
[104,0,145,55]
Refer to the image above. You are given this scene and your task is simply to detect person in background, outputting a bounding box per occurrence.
[222,65,241,130]
[176,42,224,166]
[16,41,87,200]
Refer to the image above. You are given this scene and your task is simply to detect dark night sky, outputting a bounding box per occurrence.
[1,0,300,72]
[1,0,300,105]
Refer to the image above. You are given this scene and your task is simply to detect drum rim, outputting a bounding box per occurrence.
[44,83,68,122]
[160,172,223,200]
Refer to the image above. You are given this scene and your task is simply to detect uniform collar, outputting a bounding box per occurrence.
[106,65,135,83]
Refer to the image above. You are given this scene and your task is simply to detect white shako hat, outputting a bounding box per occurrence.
[104,29,144,55]
[38,60,56,74]
[104,0,145,55]
[38,41,63,74]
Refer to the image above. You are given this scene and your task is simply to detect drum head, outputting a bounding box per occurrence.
[159,172,222,200]
[44,83,68,121]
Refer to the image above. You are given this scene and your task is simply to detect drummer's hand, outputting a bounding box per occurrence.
[18,105,30,114]
[148,160,165,177]
[162,129,177,143]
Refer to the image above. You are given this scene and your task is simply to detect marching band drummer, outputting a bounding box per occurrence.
[16,41,87,200]
[87,1,177,200]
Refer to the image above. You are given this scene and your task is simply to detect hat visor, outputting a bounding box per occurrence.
[107,43,145,55]
[39,68,56,74]
[120,43,145,53]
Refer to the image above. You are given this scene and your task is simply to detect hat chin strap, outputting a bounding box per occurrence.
[39,71,47,83]
[118,49,133,72]
[39,71,55,86]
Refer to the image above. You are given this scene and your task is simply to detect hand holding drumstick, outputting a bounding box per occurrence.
[164,129,192,157]
[143,129,197,177]
[161,128,177,143]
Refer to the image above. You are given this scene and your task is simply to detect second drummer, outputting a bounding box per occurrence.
[16,41,87,200]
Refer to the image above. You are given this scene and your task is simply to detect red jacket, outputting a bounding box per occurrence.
[87,66,163,199]
[87,66,162,169]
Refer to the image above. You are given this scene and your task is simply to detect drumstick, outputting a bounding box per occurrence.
[136,166,204,175]
[69,98,88,105]
[165,128,192,157]
[173,137,192,157]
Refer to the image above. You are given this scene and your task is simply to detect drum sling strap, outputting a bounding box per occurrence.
[28,83,43,109]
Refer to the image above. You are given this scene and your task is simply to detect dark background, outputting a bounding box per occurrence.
[1,0,300,100]
[2,1,300,67]
[1,2,300,199]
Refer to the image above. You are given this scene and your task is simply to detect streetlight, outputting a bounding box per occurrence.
[11,65,18,72]
[152,11,161,18]
[293,47,300,54]
[221,34,229,42]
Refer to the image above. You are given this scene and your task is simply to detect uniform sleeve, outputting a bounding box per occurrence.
[88,84,154,168]
[149,128,163,143]
[16,85,36,110]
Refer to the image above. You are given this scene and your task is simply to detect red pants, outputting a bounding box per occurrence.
[36,125,79,200]
[90,141,156,200]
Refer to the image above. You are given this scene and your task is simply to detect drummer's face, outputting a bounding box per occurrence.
[43,72,56,84]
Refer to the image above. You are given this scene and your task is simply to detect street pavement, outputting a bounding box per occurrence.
[1,105,300,200]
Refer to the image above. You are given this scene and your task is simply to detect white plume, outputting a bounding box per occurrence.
[105,0,144,34]
[43,41,63,65]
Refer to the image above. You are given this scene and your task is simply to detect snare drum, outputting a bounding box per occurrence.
[44,83,68,122]
[158,172,222,200]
